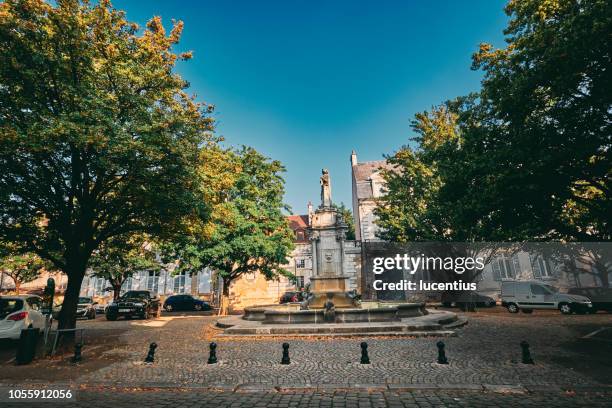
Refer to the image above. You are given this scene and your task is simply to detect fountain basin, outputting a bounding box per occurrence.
[242,302,427,324]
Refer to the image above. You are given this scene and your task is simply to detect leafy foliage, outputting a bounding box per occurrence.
[378,0,611,244]
[0,243,49,294]
[88,234,161,300]
[333,202,356,240]
[164,146,295,313]
[0,0,215,329]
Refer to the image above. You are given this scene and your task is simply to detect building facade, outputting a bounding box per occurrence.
[350,150,395,242]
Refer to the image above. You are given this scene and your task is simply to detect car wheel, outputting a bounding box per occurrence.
[507,303,519,313]
[165,304,173,312]
[521,309,533,314]
[559,303,572,315]
[194,304,203,311]
[106,314,117,321]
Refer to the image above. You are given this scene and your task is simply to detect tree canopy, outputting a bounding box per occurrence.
[0,0,215,329]
[377,0,611,244]
[164,146,295,314]
[0,243,49,294]
[88,234,161,300]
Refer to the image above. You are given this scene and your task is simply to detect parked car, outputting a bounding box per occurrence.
[279,291,303,303]
[105,290,160,320]
[94,302,108,314]
[501,280,592,314]
[0,295,45,340]
[76,297,97,320]
[567,287,612,313]
[163,295,211,312]
[441,291,496,308]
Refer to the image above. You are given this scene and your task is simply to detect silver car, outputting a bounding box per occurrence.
[502,280,592,314]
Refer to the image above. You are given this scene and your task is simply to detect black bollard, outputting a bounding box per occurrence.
[520,341,534,364]
[360,342,370,364]
[71,342,82,364]
[207,342,218,364]
[145,342,157,363]
[281,343,290,365]
[436,341,448,364]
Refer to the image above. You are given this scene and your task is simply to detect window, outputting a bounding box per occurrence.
[121,277,133,293]
[147,271,160,294]
[296,231,305,241]
[26,297,41,311]
[94,278,106,296]
[531,284,552,295]
[492,255,520,281]
[531,254,553,278]
[173,272,186,293]
[296,258,306,269]
[294,276,305,289]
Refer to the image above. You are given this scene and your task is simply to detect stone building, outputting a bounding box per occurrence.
[350,150,394,242]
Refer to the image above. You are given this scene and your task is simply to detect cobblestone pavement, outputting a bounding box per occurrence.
[1,309,611,406]
[4,388,612,408]
[66,310,611,390]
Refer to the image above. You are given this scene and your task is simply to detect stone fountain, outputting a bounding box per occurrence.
[216,169,464,335]
[305,168,355,309]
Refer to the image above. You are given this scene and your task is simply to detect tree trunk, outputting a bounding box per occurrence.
[14,280,21,295]
[218,276,231,316]
[57,262,87,332]
[113,284,121,300]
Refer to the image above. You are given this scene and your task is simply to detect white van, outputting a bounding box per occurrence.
[501,280,592,315]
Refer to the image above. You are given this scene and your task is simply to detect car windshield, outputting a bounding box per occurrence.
[78,297,92,303]
[0,298,23,319]
[121,291,148,300]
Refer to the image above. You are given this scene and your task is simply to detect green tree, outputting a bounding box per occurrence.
[333,202,355,240]
[89,235,161,300]
[0,0,214,330]
[167,146,295,315]
[466,0,611,241]
[0,244,49,294]
[375,103,459,242]
[380,0,611,244]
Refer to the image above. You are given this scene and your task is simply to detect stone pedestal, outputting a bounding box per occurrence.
[306,183,355,309]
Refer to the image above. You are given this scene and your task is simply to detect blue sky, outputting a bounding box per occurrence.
[114,0,509,214]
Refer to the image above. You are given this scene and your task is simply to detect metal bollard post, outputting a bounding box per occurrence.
[207,342,218,364]
[145,342,157,363]
[281,343,290,365]
[520,341,534,364]
[436,341,448,364]
[71,342,82,364]
[360,342,370,364]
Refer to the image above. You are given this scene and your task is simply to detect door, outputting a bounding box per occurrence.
[526,284,556,309]
[179,295,190,310]
[185,295,196,310]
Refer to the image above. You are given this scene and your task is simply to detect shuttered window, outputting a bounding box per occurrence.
[492,255,520,281]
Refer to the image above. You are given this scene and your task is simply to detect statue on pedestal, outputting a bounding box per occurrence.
[320,168,332,208]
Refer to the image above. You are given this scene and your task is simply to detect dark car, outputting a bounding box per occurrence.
[441,291,497,308]
[163,294,211,312]
[279,291,303,304]
[567,287,612,313]
[106,290,160,320]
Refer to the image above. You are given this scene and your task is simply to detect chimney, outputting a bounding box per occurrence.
[350,150,357,166]
[307,201,313,226]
